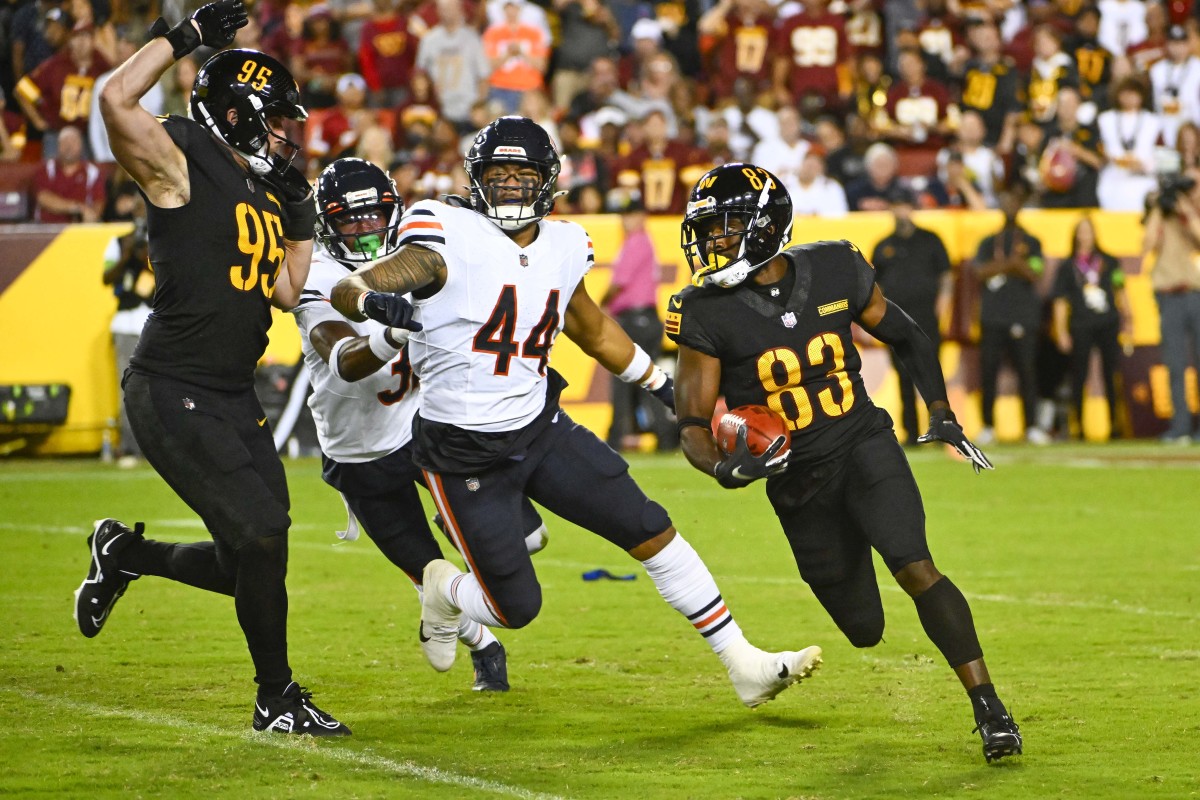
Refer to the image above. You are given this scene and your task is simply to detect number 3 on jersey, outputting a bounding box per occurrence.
[757,333,856,430]
[473,285,560,376]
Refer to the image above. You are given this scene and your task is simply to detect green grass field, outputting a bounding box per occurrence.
[2,445,1198,799]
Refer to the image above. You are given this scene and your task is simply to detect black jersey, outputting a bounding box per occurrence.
[131,115,287,392]
[667,240,884,466]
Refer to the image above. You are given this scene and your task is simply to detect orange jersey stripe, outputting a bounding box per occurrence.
[398,220,444,232]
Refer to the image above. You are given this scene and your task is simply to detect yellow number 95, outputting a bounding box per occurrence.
[236,59,273,92]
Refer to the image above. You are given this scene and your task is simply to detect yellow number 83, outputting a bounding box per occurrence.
[236,59,273,92]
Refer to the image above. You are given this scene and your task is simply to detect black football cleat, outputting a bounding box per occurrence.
[973,697,1023,763]
[73,519,143,638]
[470,641,510,692]
[253,682,352,737]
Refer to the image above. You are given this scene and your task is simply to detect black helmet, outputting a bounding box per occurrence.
[315,158,404,265]
[681,163,794,288]
[191,48,307,178]
[464,116,561,231]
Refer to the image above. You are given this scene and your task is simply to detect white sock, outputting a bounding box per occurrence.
[458,616,499,651]
[639,533,745,654]
[450,572,506,628]
[524,523,549,554]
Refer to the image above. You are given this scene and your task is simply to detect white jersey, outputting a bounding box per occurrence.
[1150,56,1200,148]
[292,247,418,462]
[401,200,593,433]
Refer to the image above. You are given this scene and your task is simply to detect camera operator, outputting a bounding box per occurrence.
[1142,170,1200,443]
[101,196,153,463]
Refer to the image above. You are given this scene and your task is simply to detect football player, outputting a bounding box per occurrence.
[330,116,822,708]
[294,156,550,691]
[76,2,350,736]
[668,163,1022,762]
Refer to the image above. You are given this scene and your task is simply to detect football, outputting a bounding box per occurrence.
[716,405,790,458]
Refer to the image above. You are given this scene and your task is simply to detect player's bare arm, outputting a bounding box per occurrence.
[331,245,447,321]
[308,319,407,381]
[100,36,191,208]
[270,239,313,311]
[561,281,642,377]
[674,343,726,475]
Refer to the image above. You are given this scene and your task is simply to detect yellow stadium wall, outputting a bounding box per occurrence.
[0,210,1182,455]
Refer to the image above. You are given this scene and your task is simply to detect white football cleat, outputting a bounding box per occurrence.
[721,640,822,708]
[420,559,464,672]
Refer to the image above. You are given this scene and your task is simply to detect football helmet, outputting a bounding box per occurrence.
[191,48,307,178]
[315,158,403,265]
[681,163,793,289]
[465,116,561,231]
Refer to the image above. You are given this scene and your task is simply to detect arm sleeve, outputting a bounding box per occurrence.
[846,240,877,315]
[863,298,949,407]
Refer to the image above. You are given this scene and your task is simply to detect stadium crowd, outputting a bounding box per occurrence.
[3,0,1200,220]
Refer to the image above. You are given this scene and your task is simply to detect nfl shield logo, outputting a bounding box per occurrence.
[466,477,481,492]
[519,254,529,267]
[781,312,797,328]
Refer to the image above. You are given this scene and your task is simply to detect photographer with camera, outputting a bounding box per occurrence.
[1142,165,1200,443]
[101,195,153,464]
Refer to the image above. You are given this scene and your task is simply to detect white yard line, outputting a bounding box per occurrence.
[5,688,568,800]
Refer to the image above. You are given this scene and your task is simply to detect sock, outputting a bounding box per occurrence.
[235,535,293,694]
[120,539,236,595]
[524,523,549,554]
[639,534,744,654]
[913,576,983,667]
[450,572,506,628]
[459,617,499,651]
[967,682,1008,723]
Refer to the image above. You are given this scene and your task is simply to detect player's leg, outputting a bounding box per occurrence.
[418,461,540,672]
[526,415,821,708]
[846,430,1020,761]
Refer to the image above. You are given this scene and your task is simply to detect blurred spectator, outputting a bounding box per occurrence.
[1150,25,1200,148]
[306,72,372,164]
[772,0,852,114]
[938,152,988,209]
[720,76,779,161]
[912,0,965,81]
[483,0,551,40]
[294,4,352,109]
[14,19,109,157]
[1177,121,1200,172]
[939,110,1003,207]
[1096,77,1160,211]
[701,115,736,164]
[1140,177,1200,442]
[101,194,152,463]
[749,104,808,197]
[959,20,1021,155]
[569,182,605,212]
[601,191,674,452]
[1097,0,1147,56]
[1039,86,1102,208]
[100,167,140,221]
[568,57,641,125]
[327,0,376,52]
[89,27,161,164]
[158,55,199,118]
[973,186,1048,445]
[414,116,468,200]
[233,9,264,51]
[0,86,25,161]
[416,0,490,132]
[518,88,560,148]
[557,116,609,204]
[392,70,441,144]
[261,1,305,65]
[852,50,890,136]
[696,0,774,103]
[551,0,620,111]
[1066,4,1113,115]
[647,0,704,78]
[11,2,71,82]
[1004,0,1068,76]
[32,124,104,221]
[482,0,549,114]
[630,50,682,126]
[1128,0,1169,73]
[789,150,849,215]
[815,113,863,186]
[1012,118,1047,198]
[355,123,396,170]
[845,141,901,210]
[358,0,419,107]
[845,0,884,59]
[1025,25,1077,127]
[611,107,710,213]
[620,17,667,90]
[871,185,953,444]
[884,46,954,149]
[1051,215,1129,439]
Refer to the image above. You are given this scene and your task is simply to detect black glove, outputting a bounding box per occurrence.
[360,292,423,331]
[917,407,994,474]
[713,427,789,489]
[647,375,674,412]
[191,0,248,48]
[149,0,247,59]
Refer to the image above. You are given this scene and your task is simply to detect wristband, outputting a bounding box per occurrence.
[639,364,669,391]
[617,345,653,383]
[368,327,402,362]
[676,416,710,435]
[148,17,201,60]
[328,336,353,381]
[281,194,317,242]
[356,291,370,318]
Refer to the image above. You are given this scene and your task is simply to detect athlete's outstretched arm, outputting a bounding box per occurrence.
[308,320,408,382]
[330,244,447,322]
[100,36,189,207]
